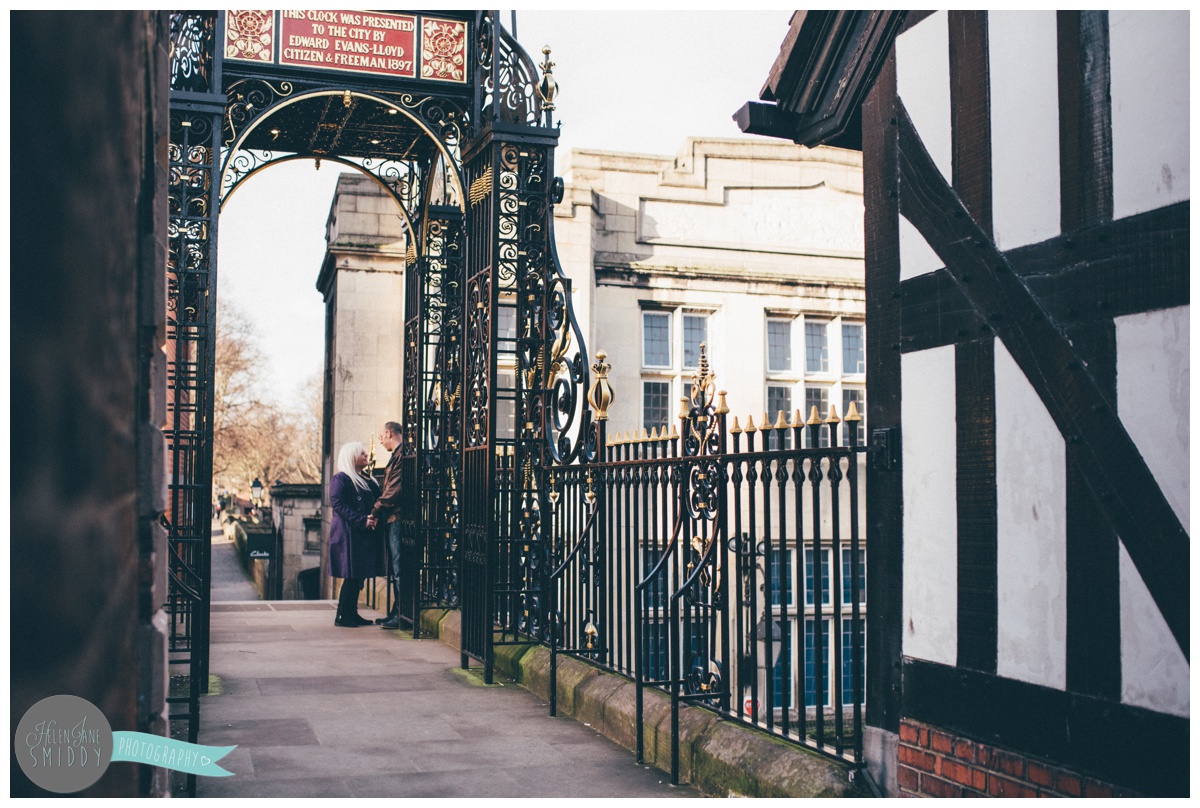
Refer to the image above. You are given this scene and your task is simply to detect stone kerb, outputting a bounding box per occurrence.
[417,610,862,798]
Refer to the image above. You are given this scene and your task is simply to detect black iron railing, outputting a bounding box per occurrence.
[548,348,867,783]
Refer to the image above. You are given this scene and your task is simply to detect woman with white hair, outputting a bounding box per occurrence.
[328,441,383,626]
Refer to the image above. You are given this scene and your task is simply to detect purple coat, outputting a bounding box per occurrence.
[328,472,384,579]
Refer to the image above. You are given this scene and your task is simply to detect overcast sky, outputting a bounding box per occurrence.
[217,10,794,403]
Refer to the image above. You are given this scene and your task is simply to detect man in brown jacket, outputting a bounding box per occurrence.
[366,421,404,628]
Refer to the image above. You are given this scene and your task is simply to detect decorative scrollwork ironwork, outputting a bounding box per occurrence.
[477,12,543,126]
[223,78,295,147]
[682,344,722,458]
[170,12,216,93]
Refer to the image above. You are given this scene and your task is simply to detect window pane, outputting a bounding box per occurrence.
[495,369,516,440]
[767,320,791,372]
[643,621,669,681]
[804,617,832,707]
[643,381,670,433]
[842,388,866,446]
[805,386,830,448]
[767,385,793,449]
[769,548,793,607]
[805,321,829,373]
[496,303,517,343]
[804,547,832,606]
[642,546,668,609]
[683,314,707,369]
[841,547,866,606]
[842,323,865,374]
[643,312,670,367]
[771,619,794,709]
[841,618,864,704]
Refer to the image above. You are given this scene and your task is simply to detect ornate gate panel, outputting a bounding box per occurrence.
[457,12,584,680]
[166,11,223,764]
[415,207,465,634]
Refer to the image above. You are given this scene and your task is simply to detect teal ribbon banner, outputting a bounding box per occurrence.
[111,731,236,777]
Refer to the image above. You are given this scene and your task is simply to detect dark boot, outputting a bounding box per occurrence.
[335,578,364,627]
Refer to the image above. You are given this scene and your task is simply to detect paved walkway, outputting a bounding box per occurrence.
[195,603,699,798]
[210,525,260,602]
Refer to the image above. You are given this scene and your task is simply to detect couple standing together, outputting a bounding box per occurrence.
[329,421,405,628]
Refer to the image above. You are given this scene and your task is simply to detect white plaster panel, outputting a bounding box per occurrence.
[988,11,1061,251]
[1118,542,1189,716]
[994,342,1067,689]
[1115,306,1190,528]
[639,186,863,257]
[1110,12,1190,219]
[898,214,944,281]
[901,345,957,665]
[896,11,952,183]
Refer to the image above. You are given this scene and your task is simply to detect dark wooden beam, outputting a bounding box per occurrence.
[899,201,1190,351]
[862,49,904,734]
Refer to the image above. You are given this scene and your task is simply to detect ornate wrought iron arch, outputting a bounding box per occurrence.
[218,85,469,250]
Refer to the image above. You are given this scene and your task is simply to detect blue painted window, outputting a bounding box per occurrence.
[805,386,830,448]
[683,314,707,369]
[767,319,791,372]
[841,547,866,606]
[643,381,670,433]
[643,311,671,367]
[805,321,829,373]
[842,323,865,374]
[769,549,794,607]
[804,547,832,607]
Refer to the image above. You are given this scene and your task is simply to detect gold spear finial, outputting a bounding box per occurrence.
[537,46,559,111]
[588,349,615,421]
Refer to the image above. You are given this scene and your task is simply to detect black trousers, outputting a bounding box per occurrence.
[336,577,364,619]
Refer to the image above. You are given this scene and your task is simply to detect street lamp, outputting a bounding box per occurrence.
[251,477,263,520]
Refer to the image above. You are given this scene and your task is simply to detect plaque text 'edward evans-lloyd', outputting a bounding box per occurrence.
[224,11,468,83]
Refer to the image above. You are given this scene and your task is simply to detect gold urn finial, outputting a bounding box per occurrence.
[537,46,559,111]
[588,349,615,421]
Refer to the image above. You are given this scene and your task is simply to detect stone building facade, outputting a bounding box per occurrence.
[552,139,866,442]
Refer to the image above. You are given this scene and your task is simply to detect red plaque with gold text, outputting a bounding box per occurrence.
[277,10,418,78]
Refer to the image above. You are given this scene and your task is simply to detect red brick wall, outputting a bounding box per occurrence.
[897,718,1136,798]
